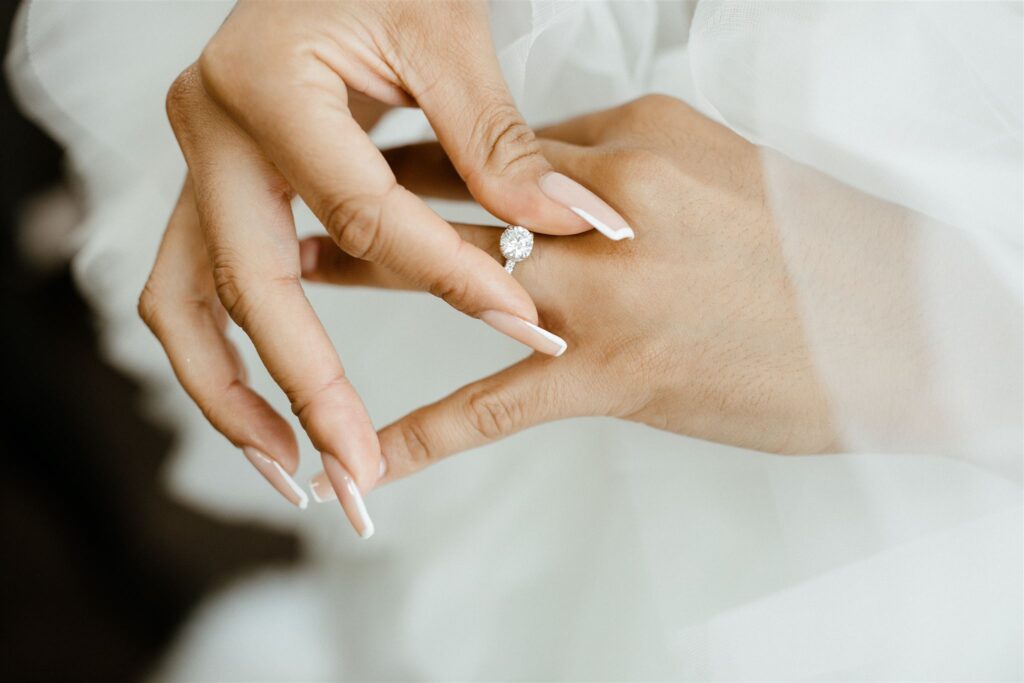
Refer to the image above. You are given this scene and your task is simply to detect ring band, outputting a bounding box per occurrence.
[500,225,534,274]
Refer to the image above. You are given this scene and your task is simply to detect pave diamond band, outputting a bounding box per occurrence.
[500,225,534,274]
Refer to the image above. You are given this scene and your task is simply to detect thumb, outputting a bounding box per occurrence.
[407,8,634,241]
[309,356,585,495]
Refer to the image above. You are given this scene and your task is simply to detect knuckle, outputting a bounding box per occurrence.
[605,147,683,195]
[165,66,203,132]
[211,254,245,320]
[464,388,522,441]
[628,93,689,118]
[288,371,350,425]
[426,256,471,312]
[473,102,543,178]
[210,250,279,328]
[137,280,162,331]
[323,188,395,262]
[200,378,248,438]
[396,418,435,467]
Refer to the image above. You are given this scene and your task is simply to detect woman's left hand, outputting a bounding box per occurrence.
[305,95,840,494]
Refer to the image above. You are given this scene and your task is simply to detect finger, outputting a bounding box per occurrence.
[384,136,634,241]
[309,355,587,498]
[380,102,616,200]
[381,141,470,202]
[168,74,384,538]
[299,218,513,289]
[299,222,569,314]
[396,3,633,240]
[139,182,308,509]
[191,62,567,357]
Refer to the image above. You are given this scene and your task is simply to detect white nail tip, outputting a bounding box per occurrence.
[344,476,375,539]
[309,474,335,503]
[523,320,568,356]
[570,206,635,241]
[271,460,309,509]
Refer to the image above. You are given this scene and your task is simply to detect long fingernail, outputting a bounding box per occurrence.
[539,172,634,240]
[480,310,567,357]
[242,447,308,509]
[309,471,336,502]
[320,453,375,539]
[310,457,385,504]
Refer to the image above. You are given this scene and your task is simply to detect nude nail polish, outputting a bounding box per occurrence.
[309,471,336,503]
[310,456,386,504]
[242,446,309,509]
[320,453,375,539]
[539,172,635,240]
[480,310,567,357]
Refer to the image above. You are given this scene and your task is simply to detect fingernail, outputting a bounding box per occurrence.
[320,453,375,539]
[539,172,634,240]
[480,310,567,357]
[242,447,309,509]
[310,457,385,503]
[309,471,336,503]
[299,238,319,277]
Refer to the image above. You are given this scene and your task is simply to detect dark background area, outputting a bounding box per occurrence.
[0,4,298,681]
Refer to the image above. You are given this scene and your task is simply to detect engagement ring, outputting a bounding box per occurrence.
[500,225,533,274]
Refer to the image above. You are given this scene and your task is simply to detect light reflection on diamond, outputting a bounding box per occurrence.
[500,225,533,262]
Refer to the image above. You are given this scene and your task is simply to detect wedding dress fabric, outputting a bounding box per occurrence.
[7,1,1021,679]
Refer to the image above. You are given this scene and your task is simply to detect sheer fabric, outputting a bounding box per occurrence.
[7,1,1021,679]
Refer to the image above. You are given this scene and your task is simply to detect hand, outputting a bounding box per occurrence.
[307,94,840,496]
[138,0,631,537]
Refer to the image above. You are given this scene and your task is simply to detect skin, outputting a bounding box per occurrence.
[304,95,842,486]
[139,1,603,496]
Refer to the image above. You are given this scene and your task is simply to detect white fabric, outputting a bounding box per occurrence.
[6,0,1021,679]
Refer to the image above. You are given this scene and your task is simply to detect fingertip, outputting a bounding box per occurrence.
[309,470,335,503]
[321,452,376,539]
[471,172,593,238]
[480,310,568,357]
[539,172,634,241]
[242,446,308,509]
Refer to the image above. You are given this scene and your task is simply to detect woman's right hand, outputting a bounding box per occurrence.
[139,0,630,537]
[306,95,841,497]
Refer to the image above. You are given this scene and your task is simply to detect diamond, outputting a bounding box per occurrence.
[500,225,533,262]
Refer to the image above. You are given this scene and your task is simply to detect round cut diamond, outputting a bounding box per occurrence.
[500,225,533,262]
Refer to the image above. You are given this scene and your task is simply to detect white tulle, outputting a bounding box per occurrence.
[7,1,1021,679]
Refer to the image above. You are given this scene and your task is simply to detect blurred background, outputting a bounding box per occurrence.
[0,5,298,680]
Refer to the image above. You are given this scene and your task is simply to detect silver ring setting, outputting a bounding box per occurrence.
[500,225,534,274]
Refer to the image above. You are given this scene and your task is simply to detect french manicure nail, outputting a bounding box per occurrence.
[309,471,336,503]
[311,458,385,503]
[320,453,375,539]
[242,446,309,509]
[480,310,567,357]
[539,172,635,240]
